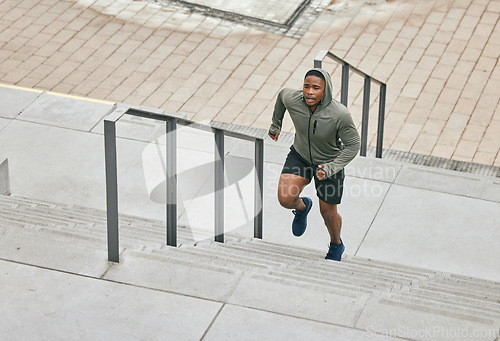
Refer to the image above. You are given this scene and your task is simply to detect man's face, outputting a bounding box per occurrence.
[303,75,325,110]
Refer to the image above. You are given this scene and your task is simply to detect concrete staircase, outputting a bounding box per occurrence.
[0,194,499,340]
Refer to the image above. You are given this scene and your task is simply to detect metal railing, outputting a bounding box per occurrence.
[314,50,387,158]
[104,106,264,263]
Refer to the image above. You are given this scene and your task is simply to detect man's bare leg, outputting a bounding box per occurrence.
[277,173,310,210]
[319,200,342,244]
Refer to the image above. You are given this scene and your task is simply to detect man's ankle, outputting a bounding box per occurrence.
[295,198,306,210]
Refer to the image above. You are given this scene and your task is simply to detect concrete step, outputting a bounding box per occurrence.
[298,258,434,284]
[0,195,218,246]
[2,194,499,336]
[179,242,288,269]
[233,238,326,260]
[191,241,435,295]
[194,239,316,265]
[276,264,419,293]
[422,274,500,299]
[151,246,274,272]
[379,292,499,325]
[400,288,500,317]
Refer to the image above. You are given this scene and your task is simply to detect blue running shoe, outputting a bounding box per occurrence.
[291,197,312,237]
[325,239,345,261]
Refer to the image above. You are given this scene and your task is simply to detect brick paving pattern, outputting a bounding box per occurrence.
[0,0,499,166]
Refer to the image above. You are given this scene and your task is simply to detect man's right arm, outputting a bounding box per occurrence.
[269,89,287,138]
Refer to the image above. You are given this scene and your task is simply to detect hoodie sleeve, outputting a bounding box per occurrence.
[269,89,287,135]
[322,111,361,177]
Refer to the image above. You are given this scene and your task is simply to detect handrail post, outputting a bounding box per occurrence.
[214,129,224,243]
[254,139,264,239]
[104,117,119,263]
[314,50,327,68]
[360,76,371,157]
[341,63,349,107]
[166,117,177,247]
[376,84,386,158]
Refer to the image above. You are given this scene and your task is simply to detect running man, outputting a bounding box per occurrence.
[268,68,360,261]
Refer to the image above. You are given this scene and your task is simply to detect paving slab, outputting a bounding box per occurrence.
[0,260,221,341]
[0,117,11,131]
[356,184,500,282]
[18,92,114,131]
[204,304,396,341]
[341,175,391,253]
[0,86,43,119]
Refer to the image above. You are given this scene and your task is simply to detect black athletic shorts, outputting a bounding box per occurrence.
[281,146,345,205]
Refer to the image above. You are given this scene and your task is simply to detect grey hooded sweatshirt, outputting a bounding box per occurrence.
[269,68,361,178]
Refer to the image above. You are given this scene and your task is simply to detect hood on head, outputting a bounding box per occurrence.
[304,68,333,110]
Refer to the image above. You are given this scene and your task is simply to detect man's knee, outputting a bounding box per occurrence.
[320,206,341,225]
[278,178,306,209]
[278,193,299,209]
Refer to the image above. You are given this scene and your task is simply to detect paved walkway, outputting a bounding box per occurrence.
[0,0,499,166]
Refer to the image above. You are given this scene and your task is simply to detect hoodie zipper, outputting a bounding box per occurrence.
[305,96,321,166]
[307,109,315,165]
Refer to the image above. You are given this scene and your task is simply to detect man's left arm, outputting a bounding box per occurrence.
[320,113,361,178]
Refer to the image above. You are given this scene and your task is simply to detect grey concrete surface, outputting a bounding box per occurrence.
[356,183,500,281]
[0,86,43,119]
[203,304,395,341]
[0,261,222,341]
[18,92,115,131]
[0,84,499,340]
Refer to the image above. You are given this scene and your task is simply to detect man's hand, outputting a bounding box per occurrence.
[268,130,280,142]
[316,164,327,180]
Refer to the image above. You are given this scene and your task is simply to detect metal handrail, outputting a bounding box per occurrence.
[104,106,264,263]
[314,50,386,158]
